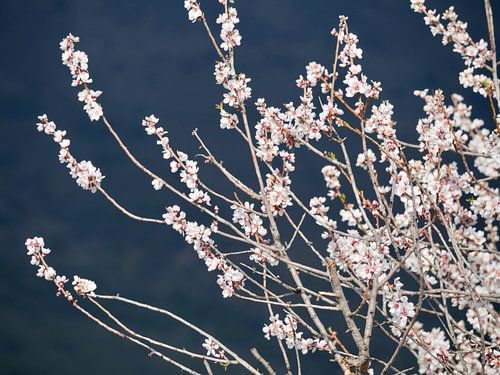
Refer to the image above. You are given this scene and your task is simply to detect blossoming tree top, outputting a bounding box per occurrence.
[26,0,499,374]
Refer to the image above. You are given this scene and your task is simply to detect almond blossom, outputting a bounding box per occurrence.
[411,1,495,100]
[25,237,97,304]
[60,34,103,121]
[383,278,416,337]
[262,314,331,355]
[163,205,244,298]
[355,149,377,169]
[216,7,241,51]
[72,276,97,296]
[184,0,202,23]
[36,114,104,193]
[231,202,267,238]
[202,338,226,360]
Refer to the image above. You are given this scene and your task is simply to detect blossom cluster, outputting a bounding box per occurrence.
[36,114,104,193]
[222,73,252,109]
[364,101,400,162]
[215,69,251,134]
[382,278,416,337]
[184,0,243,58]
[215,66,251,128]
[264,171,293,216]
[186,1,250,129]
[411,0,494,98]
[321,165,342,199]
[332,19,382,101]
[328,231,391,281]
[309,196,337,236]
[141,115,211,205]
[163,205,244,298]
[25,237,97,302]
[231,202,267,239]
[216,6,241,52]
[262,314,330,355]
[184,0,202,23]
[72,276,98,296]
[409,322,499,374]
[248,247,279,267]
[25,237,57,281]
[202,338,226,361]
[355,149,377,170]
[60,33,103,121]
[414,89,465,161]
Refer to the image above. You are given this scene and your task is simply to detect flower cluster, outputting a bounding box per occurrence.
[231,202,267,239]
[468,127,500,178]
[328,231,391,281]
[382,278,416,337]
[333,21,382,101]
[309,197,337,235]
[248,16,384,172]
[411,1,493,97]
[72,276,97,296]
[262,314,330,355]
[414,89,466,162]
[202,2,249,128]
[214,64,251,130]
[36,114,104,193]
[25,237,97,302]
[305,62,325,87]
[219,109,239,130]
[365,101,399,161]
[254,99,291,161]
[214,61,250,130]
[355,149,377,170]
[321,165,342,199]
[264,172,293,216]
[25,237,56,281]
[319,100,344,126]
[249,247,279,267]
[409,324,454,374]
[407,321,499,374]
[339,205,362,227]
[141,115,211,204]
[183,0,202,23]
[216,6,241,52]
[202,338,226,360]
[342,64,380,102]
[222,74,252,109]
[60,34,103,121]
[214,61,232,85]
[296,82,327,140]
[163,205,244,298]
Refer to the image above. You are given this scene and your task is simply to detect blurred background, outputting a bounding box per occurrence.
[0,0,497,373]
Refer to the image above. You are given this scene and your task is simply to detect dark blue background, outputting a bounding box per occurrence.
[1,0,497,374]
